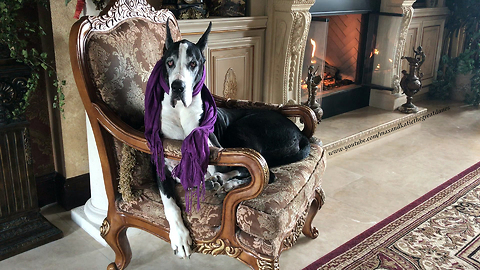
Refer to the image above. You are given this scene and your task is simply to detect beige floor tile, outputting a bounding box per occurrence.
[1,100,478,270]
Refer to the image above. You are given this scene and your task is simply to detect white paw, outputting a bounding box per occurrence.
[170,222,193,259]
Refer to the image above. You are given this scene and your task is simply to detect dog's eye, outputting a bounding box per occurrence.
[190,61,196,68]
[167,60,174,68]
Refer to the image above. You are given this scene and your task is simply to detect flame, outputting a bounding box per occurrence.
[374,49,380,55]
[388,58,393,63]
[310,39,316,63]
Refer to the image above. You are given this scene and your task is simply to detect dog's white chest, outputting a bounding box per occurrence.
[161,94,203,140]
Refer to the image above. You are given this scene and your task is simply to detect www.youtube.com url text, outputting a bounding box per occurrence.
[327,107,450,156]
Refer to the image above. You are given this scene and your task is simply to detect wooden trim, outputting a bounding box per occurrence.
[178,16,267,36]
[56,173,91,211]
[412,7,450,18]
[35,172,60,207]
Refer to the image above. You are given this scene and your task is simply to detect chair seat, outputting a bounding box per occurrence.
[237,143,325,240]
[116,142,326,249]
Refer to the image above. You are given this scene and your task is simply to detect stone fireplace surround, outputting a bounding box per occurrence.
[264,0,417,110]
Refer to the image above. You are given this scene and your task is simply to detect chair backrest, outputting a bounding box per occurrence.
[73,0,181,129]
[70,0,182,204]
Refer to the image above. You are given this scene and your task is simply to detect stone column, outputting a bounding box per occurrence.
[70,115,108,246]
[263,0,315,105]
[69,0,108,246]
[369,0,416,110]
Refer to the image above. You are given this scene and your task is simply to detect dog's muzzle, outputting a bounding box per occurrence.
[170,79,186,108]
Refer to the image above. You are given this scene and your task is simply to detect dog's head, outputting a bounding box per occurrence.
[162,20,212,108]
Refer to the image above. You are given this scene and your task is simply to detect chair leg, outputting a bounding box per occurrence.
[256,256,280,270]
[101,217,132,270]
[302,189,324,239]
[237,250,279,270]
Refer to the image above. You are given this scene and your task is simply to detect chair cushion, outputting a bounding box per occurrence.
[116,143,326,245]
[116,182,224,241]
[236,143,326,241]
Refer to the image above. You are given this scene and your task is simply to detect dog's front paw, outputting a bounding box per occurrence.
[170,222,193,259]
[205,175,223,191]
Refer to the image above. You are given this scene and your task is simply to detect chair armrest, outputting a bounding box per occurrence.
[94,101,269,238]
[93,102,269,191]
[209,147,270,239]
[278,105,317,138]
[213,95,317,138]
[93,102,184,160]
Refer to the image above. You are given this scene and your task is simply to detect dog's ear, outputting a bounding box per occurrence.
[164,18,174,51]
[196,22,212,52]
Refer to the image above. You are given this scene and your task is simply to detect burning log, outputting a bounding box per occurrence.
[323,61,354,89]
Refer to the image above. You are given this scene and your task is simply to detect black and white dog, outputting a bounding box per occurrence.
[155,22,310,259]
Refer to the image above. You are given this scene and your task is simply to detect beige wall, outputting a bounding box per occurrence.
[49,0,88,179]
[250,0,267,16]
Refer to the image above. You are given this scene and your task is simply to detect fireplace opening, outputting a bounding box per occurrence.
[302,14,364,102]
[301,7,376,119]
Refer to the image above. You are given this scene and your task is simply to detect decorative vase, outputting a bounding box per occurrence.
[398,46,426,114]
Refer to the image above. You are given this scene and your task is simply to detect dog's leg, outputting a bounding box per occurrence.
[160,191,192,259]
[156,169,192,259]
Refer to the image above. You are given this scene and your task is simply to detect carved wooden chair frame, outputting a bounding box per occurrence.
[69,1,323,269]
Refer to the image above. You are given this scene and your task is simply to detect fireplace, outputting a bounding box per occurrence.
[300,1,377,119]
[301,14,364,104]
[264,0,418,114]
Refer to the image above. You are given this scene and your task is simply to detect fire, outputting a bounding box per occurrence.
[374,48,380,55]
[310,39,316,64]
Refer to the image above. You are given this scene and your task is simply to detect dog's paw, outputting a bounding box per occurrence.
[169,222,193,259]
[205,175,223,191]
[222,177,251,192]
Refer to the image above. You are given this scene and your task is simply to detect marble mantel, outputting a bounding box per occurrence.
[263,0,316,105]
[261,0,437,111]
[261,0,422,108]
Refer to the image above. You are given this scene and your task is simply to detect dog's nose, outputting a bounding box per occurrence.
[171,80,185,94]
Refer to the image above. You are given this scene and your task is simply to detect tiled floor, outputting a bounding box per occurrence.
[1,100,479,270]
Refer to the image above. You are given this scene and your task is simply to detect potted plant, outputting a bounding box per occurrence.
[0,0,65,122]
[429,0,480,105]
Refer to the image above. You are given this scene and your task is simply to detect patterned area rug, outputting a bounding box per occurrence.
[305,161,480,270]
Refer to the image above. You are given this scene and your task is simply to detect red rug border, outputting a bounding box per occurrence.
[304,160,480,270]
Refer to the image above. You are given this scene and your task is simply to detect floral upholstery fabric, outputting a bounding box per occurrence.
[86,18,181,129]
[86,18,181,190]
[116,183,223,241]
[237,144,325,241]
[236,144,326,256]
[116,143,326,249]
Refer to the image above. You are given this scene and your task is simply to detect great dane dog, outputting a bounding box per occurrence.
[147,21,310,259]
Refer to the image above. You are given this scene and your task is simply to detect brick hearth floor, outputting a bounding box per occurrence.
[1,99,478,270]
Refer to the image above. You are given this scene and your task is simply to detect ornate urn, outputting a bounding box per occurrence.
[398,46,426,113]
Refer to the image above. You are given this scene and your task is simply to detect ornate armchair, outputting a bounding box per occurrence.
[69,1,326,269]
